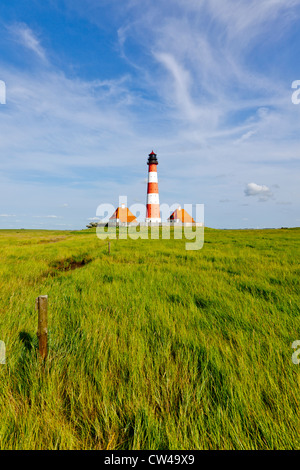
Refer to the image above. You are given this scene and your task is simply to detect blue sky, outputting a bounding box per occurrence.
[0,0,300,229]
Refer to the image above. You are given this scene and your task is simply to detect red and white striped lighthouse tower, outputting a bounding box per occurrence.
[146,150,161,224]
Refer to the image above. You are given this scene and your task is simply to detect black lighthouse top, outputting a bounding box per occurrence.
[147,150,158,165]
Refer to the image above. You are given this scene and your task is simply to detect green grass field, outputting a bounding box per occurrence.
[0,227,299,450]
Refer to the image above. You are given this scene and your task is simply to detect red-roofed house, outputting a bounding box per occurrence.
[168,206,195,225]
[109,203,137,226]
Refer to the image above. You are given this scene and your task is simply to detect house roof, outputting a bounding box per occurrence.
[109,206,137,223]
[168,208,195,223]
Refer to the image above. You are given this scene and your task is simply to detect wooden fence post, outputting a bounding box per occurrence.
[36,295,48,361]
[108,242,111,254]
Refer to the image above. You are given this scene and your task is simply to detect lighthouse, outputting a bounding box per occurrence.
[145,150,161,224]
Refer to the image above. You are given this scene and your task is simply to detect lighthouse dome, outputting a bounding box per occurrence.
[147,150,158,165]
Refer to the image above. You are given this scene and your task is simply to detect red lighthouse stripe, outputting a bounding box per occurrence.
[147,182,159,194]
[146,204,160,218]
[148,164,157,173]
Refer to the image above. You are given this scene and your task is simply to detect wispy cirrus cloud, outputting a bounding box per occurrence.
[32,215,60,218]
[0,1,299,229]
[7,23,47,61]
[116,0,299,139]
[154,52,199,121]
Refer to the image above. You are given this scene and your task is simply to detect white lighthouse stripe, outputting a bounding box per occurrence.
[147,193,160,204]
[148,172,158,183]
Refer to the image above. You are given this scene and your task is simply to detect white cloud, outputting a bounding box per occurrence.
[234,130,257,145]
[244,183,273,201]
[32,215,60,218]
[0,66,138,176]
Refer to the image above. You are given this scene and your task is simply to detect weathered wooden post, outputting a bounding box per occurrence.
[36,295,48,361]
[0,340,5,364]
[108,242,111,254]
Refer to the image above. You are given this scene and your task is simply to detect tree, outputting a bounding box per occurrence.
[86,222,98,229]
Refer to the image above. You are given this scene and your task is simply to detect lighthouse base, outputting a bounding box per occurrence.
[145,218,161,224]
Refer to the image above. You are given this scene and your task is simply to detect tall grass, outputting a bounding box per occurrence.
[0,227,299,449]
